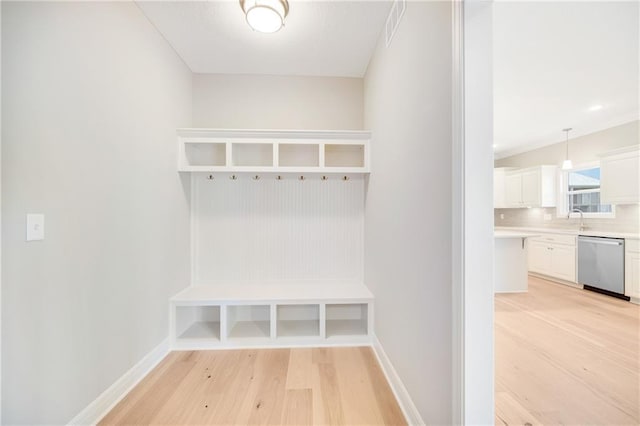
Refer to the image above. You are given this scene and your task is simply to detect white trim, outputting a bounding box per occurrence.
[177,128,372,140]
[67,339,170,426]
[450,0,465,424]
[372,336,424,426]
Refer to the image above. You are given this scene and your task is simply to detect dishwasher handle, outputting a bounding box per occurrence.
[578,237,623,246]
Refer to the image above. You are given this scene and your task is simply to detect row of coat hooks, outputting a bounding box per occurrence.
[207,174,351,181]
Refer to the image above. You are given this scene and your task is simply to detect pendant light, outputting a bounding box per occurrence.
[240,0,289,33]
[562,128,573,170]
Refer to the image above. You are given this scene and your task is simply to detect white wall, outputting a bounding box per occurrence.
[363,2,453,423]
[193,73,363,130]
[190,72,365,286]
[463,1,495,423]
[193,175,364,284]
[1,2,192,424]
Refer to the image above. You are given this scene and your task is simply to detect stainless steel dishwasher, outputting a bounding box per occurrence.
[577,236,626,299]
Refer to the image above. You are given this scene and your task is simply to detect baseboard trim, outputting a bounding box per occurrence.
[372,336,424,426]
[528,272,582,289]
[67,338,170,425]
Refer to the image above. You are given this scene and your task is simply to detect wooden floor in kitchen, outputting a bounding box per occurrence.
[99,346,406,425]
[496,275,640,425]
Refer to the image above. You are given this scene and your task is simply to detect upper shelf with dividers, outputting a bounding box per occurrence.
[177,128,371,174]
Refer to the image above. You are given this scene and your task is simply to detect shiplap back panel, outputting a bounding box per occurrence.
[193,175,364,284]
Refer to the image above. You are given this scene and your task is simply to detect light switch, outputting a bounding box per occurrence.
[544,213,552,221]
[26,214,45,241]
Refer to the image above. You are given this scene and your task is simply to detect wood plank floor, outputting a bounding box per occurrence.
[496,276,640,425]
[99,346,406,425]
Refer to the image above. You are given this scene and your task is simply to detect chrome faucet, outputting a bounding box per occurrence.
[567,208,586,231]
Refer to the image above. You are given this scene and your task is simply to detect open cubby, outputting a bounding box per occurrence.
[276,304,320,338]
[185,143,226,167]
[232,143,273,167]
[278,144,320,167]
[326,303,368,337]
[324,144,365,167]
[227,305,271,339]
[175,305,220,341]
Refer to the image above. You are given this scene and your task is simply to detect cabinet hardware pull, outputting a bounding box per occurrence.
[252,175,260,180]
[230,175,237,180]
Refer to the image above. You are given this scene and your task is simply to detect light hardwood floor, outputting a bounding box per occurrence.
[99,346,406,425]
[496,276,640,425]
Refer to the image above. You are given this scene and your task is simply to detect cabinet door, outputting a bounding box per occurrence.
[521,169,541,206]
[601,152,640,204]
[625,253,640,298]
[550,244,576,282]
[505,174,522,207]
[494,169,507,208]
[529,241,550,274]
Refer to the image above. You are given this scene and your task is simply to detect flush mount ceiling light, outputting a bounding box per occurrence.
[562,127,573,170]
[240,0,289,33]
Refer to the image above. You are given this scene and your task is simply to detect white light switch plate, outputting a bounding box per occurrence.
[26,214,45,241]
[544,213,552,221]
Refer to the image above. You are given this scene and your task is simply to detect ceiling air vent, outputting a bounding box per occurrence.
[385,0,406,47]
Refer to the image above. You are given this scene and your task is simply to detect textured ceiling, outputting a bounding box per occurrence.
[136,0,392,77]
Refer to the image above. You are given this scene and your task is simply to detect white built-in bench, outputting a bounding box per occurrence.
[169,282,373,350]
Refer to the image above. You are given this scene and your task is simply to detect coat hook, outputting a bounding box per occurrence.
[207,174,214,180]
[299,175,306,181]
[230,174,237,180]
[252,175,260,181]
[276,175,282,180]
[342,176,349,181]
[321,176,328,181]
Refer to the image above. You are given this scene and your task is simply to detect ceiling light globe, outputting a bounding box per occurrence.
[240,0,289,33]
[246,5,283,33]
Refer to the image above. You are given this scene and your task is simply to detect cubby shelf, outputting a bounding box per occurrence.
[169,283,373,349]
[177,129,371,174]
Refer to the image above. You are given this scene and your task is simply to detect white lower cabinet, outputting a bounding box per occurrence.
[625,240,640,300]
[169,284,373,349]
[528,234,576,283]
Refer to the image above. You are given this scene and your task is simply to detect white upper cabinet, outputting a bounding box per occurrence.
[600,146,640,205]
[501,166,557,208]
[177,128,371,174]
[493,168,513,208]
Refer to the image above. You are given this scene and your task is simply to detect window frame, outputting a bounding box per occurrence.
[556,161,616,219]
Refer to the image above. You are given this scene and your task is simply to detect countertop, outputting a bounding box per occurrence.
[494,230,541,239]
[495,226,640,240]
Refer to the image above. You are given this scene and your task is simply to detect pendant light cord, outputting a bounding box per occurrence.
[563,128,572,160]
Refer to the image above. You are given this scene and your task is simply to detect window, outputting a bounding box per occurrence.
[559,163,615,218]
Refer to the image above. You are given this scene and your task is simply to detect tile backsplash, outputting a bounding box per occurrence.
[495,204,639,234]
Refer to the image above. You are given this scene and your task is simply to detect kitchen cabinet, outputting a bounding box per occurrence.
[625,239,640,300]
[503,166,557,208]
[528,233,576,282]
[494,168,513,208]
[600,146,639,205]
